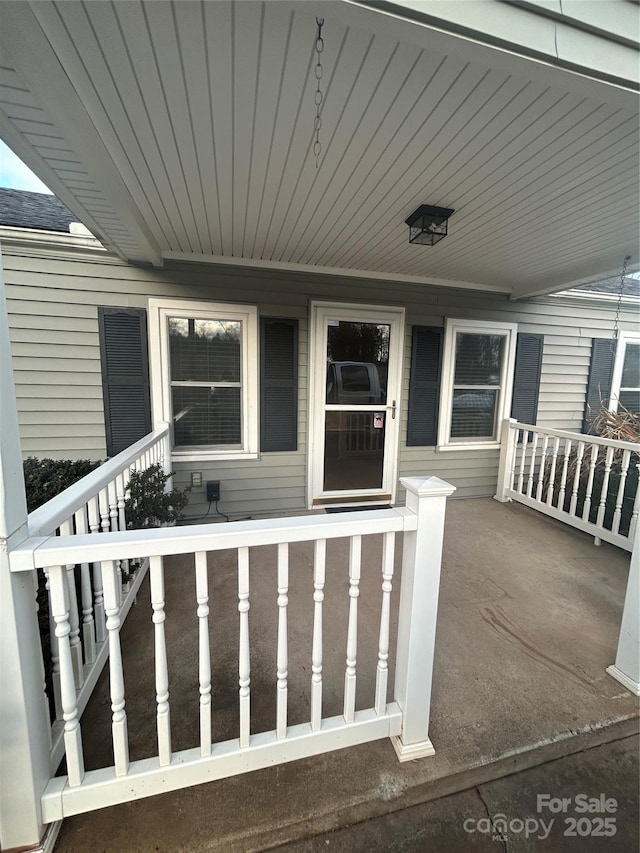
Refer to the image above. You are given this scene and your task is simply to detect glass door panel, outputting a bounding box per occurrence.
[325,321,390,405]
[323,410,386,491]
[310,304,404,507]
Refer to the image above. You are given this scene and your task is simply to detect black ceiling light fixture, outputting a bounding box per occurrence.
[405,205,455,246]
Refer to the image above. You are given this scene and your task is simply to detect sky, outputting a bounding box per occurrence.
[0,139,53,194]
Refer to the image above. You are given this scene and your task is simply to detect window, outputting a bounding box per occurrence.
[149,299,258,461]
[437,319,517,449]
[611,332,640,417]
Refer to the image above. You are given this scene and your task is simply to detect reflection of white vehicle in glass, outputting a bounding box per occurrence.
[451,390,496,438]
[326,361,384,405]
[326,362,385,456]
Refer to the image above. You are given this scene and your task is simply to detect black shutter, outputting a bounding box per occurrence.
[407,325,443,446]
[260,318,298,452]
[511,333,543,425]
[98,307,151,457]
[583,338,616,433]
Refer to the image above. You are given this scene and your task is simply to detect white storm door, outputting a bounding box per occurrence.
[309,302,405,508]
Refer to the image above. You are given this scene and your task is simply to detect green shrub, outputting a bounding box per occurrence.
[23,457,102,513]
[124,463,191,529]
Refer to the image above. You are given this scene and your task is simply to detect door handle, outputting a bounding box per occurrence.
[391,400,397,419]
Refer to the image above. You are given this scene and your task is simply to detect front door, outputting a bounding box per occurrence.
[309,302,405,508]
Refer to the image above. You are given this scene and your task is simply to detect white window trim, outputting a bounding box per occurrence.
[148,298,259,462]
[610,330,640,413]
[437,318,518,451]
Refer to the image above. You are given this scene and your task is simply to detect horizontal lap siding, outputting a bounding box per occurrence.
[4,249,308,515]
[399,449,499,500]
[4,243,638,511]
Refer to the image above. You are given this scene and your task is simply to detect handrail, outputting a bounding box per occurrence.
[512,421,639,453]
[12,507,417,571]
[27,426,169,537]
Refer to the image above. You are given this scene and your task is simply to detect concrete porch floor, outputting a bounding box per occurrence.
[54,498,639,852]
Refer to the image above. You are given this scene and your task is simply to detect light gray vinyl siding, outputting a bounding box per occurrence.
[3,239,638,516]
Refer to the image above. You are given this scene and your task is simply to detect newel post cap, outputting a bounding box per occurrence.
[400,475,456,498]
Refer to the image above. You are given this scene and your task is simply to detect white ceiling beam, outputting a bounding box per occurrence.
[162,250,513,295]
[346,0,640,92]
[517,260,640,300]
[0,1,163,266]
[0,106,123,260]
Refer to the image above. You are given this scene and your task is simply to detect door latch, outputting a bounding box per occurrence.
[391,400,397,419]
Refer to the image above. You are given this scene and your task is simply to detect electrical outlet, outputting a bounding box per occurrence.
[191,472,202,487]
[206,481,221,502]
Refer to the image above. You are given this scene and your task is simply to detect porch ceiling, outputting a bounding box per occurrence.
[0,1,638,299]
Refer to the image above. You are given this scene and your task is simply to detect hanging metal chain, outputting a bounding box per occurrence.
[313,18,324,168]
[612,254,631,347]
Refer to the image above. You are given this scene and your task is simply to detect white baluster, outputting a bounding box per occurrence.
[98,487,110,533]
[32,572,52,738]
[526,431,539,498]
[238,547,251,748]
[116,472,127,532]
[106,482,124,604]
[375,532,395,716]
[343,535,361,724]
[45,567,63,720]
[48,565,85,787]
[74,507,96,665]
[558,438,572,512]
[628,461,640,543]
[570,441,586,517]
[150,555,171,766]
[276,543,289,740]
[545,436,560,507]
[60,518,83,688]
[535,435,549,502]
[612,450,631,535]
[582,444,599,522]
[116,473,129,586]
[310,539,326,732]
[517,430,528,494]
[87,496,106,643]
[195,551,211,757]
[108,479,119,532]
[102,560,129,776]
[99,486,122,606]
[508,428,519,493]
[595,446,615,541]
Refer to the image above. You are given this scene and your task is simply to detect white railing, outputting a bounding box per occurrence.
[9,476,455,825]
[30,426,170,767]
[496,419,639,552]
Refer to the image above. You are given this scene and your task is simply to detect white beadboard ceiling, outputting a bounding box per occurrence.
[0,0,638,298]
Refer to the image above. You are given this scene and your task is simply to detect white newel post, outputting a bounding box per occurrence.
[0,255,55,852]
[494,418,517,502]
[607,521,640,695]
[392,475,456,761]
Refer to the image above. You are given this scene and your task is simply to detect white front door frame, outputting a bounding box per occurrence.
[307,301,405,510]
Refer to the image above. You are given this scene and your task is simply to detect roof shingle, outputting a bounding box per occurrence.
[0,187,77,233]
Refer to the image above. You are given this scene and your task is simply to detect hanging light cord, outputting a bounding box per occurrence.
[612,254,631,347]
[313,17,324,168]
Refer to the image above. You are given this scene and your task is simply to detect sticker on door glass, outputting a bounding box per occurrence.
[373,412,384,429]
